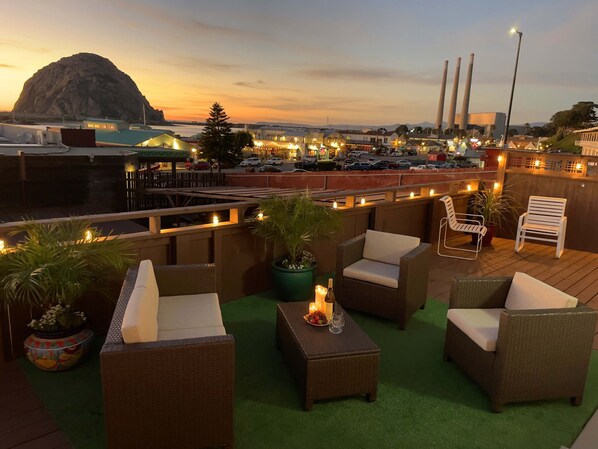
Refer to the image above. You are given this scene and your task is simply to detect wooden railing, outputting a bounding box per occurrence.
[505,149,598,178]
[125,171,226,210]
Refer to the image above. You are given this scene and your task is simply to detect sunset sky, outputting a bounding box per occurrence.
[1,0,596,126]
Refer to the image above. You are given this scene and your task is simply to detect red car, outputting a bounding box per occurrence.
[188,161,211,170]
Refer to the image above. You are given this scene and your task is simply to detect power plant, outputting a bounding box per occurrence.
[436,53,505,139]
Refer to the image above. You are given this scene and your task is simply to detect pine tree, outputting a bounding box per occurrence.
[200,102,240,173]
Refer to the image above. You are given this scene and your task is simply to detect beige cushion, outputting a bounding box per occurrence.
[362,229,420,265]
[121,286,159,343]
[158,326,226,341]
[447,308,504,352]
[158,293,223,331]
[135,260,159,295]
[505,272,578,310]
[343,258,400,289]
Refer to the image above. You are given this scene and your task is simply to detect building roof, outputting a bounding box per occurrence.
[574,126,598,133]
[95,129,173,146]
[0,144,135,156]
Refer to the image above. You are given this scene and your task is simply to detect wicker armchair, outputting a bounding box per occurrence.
[444,276,597,412]
[336,231,431,330]
[100,264,235,449]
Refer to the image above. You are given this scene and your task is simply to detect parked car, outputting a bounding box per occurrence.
[240,157,261,167]
[371,160,390,170]
[344,161,373,171]
[211,160,236,170]
[265,157,284,165]
[258,165,282,173]
[388,161,411,170]
[290,168,308,173]
[411,164,438,171]
[294,157,317,171]
[188,161,211,170]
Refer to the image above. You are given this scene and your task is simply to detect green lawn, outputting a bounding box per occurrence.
[21,291,598,449]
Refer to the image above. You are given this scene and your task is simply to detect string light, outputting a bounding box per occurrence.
[360,197,366,205]
[332,201,338,209]
[257,212,264,220]
[410,192,415,198]
[497,155,503,162]
[213,215,219,225]
[467,185,472,191]
[429,189,435,196]
[0,239,5,253]
[494,182,500,190]
[84,230,93,242]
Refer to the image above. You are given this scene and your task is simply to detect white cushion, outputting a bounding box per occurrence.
[362,229,420,265]
[121,286,159,343]
[343,258,400,289]
[447,308,504,352]
[505,272,578,310]
[158,326,226,341]
[158,293,223,331]
[135,259,160,300]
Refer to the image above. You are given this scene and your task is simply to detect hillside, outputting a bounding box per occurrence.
[12,53,165,123]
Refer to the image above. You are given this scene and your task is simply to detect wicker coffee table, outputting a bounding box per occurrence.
[276,302,380,411]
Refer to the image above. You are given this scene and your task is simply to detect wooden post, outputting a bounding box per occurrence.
[149,216,161,234]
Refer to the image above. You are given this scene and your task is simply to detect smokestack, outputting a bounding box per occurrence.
[435,60,449,131]
[447,57,461,130]
[460,53,474,133]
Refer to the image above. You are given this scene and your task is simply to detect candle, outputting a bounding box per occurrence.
[309,302,317,315]
[315,285,328,313]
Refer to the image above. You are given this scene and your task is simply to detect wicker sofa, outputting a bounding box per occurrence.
[444,274,597,412]
[100,262,235,449]
[336,230,431,330]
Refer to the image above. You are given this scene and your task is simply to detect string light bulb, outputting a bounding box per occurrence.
[360,197,366,205]
[84,230,93,242]
[332,201,338,209]
[213,215,219,225]
[467,184,472,191]
[257,212,264,220]
[410,192,415,198]
[429,189,435,196]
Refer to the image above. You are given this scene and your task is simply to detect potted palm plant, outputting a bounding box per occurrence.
[471,188,519,246]
[0,219,134,371]
[251,191,341,301]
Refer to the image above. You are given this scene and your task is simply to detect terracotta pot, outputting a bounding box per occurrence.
[471,223,496,247]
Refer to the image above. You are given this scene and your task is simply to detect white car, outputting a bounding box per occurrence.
[265,157,283,165]
[240,157,261,167]
[411,164,438,171]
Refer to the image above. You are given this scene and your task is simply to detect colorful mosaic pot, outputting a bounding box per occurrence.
[24,328,94,371]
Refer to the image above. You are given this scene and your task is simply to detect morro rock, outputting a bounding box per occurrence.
[13,53,165,123]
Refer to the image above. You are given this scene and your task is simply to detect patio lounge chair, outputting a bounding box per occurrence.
[437,195,487,260]
[336,229,431,330]
[515,195,567,258]
[100,261,235,449]
[444,273,597,412]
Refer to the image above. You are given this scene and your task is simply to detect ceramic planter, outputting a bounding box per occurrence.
[271,260,317,301]
[24,327,94,371]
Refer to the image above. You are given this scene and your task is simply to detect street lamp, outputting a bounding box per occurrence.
[503,27,523,149]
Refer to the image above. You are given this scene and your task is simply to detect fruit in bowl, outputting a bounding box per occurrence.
[304,310,328,326]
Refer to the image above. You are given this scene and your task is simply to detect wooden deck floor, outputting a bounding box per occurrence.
[1,236,596,448]
[0,361,73,449]
[428,236,598,349]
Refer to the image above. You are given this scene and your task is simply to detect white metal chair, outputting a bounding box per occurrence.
[438,195,487,260]
[515,195,567,258]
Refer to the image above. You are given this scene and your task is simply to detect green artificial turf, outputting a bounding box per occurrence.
[20,292,598,449]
